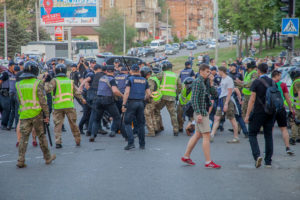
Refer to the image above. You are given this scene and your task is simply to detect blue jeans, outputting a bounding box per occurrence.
[124,100,145,146]
[0,94,11,127]
[248,112,274,165]
[8,93,19,128]
[79,91,91,130]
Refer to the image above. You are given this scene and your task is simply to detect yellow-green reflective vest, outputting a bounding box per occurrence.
[179,86,192,105]
[149,76,162,102]
[53,77,74,109]
[16,78,42,119]
[242,70,257,95]
[290,79,300,110]
[160,71,177,97]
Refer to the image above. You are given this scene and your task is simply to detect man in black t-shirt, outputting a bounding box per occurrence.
[70,64,82,87]
[245,63,275,168]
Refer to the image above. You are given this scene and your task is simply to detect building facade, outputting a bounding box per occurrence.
[166,0,214,39]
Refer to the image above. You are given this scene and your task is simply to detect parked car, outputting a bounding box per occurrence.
[95,55,143,67]
[0,59,9,68]
[179,42,186,49]
[165,47,177,55]
[198,39,206,45]
[46,57,74,68]
[186,43,197,50]
[137,48,155,57]
[218,36,227,42]
[207,42,216,49]
[172,43,180,53]
[253,35,260,41]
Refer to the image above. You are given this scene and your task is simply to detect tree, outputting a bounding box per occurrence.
[73,35,89,41]
[96,10,136,53]
[173,35,180,43]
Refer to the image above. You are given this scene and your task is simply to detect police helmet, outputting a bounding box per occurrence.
[21,61,39,78]
[246,60,256,69]
[161,61,172,71]
[290,69,300,81]
[131,64,140,71]
[183,77,194,89]
[106,65,115,72]
[152,67,161,74]
[140,66,152,78]
[114,59,120,64]
[55,64,67,77]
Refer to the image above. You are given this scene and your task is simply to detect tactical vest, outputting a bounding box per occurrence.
[91,72,104,90]
[115,73,128,94]
[16,78,42,119]
[160,71,177,97]
[97,75,114,97]
[1,70,13,89]
[149,76,162,102]
[290,79,300,110]
[53,77,74,109]
[180,68,193,83]
[128,76,147,100]
[179,86,192,105]
[242,70,257,95]
[9,73,16,93]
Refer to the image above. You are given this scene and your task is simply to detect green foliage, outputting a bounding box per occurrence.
[187,34,196,41]
[96,10,136,53]
[73,35,89,41]
[173,35,180,43]
[158,0,167,21]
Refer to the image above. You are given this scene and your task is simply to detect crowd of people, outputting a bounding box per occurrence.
[0,53,299,169]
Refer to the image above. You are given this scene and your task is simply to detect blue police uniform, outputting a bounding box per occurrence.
[0,70,13,128]
[179,68,195,83]
[8,71,19,129]
[124,75,149,148]
[91,75,121,139]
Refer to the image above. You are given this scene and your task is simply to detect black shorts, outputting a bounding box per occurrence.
[275,109,287,127]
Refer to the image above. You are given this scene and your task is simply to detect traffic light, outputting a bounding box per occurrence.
[282,36,293,50]
[280,0,294,17]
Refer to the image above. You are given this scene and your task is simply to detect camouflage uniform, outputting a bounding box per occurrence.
[155,71,181,133]
[144,79,159,136]
[290,81,300,140]
[18,82,52,164]
[45,78,84,145]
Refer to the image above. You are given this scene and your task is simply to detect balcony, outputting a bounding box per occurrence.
[137,0,145,12]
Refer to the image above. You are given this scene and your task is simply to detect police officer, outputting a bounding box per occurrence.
[155,61,181,136]
[44,64,86,149]
[179,61,195,83]
[122,64,151,150]
[70,63,83,107]
[0,61,14,130]
[7,64,19,130]
[177,77,194,132]
[16,61,55,168]
[289,69,300,145]
[143,66,162,137]
[114,59,121,75]
[90,65,123,142]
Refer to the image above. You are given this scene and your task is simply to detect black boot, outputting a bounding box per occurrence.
[56,144,62,149]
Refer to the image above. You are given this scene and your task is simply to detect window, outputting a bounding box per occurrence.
[100,0,102,7]
[110,0,114,8]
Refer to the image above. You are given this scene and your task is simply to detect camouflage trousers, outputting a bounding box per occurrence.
[290,109,300,140]
[242,95,250,118]
[155,99,179,132]
[144,101,160,135]
[18,113,51,163]
[177,104,184,130]
[53,108,81,145]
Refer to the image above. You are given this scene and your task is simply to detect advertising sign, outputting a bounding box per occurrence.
[55,26,63,41]
[40,0,100,26]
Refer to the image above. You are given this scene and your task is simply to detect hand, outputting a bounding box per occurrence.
[81,99,87,104]
[122,107,127,113]
[223,103,228,112]
[291,109,296,117]
[244,115,249,124]
[239,99,243,105]
[208,74,214,85]
[197,114,202,124]
[44,117,49,123]
[235,79,242,84]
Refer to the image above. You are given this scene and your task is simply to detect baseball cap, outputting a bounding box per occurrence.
[131,64,139,71]
[94,64,102,70]
[210,66,217,71]
[185,61,191,66]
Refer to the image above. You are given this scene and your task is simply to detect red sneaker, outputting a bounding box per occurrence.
[205,161,221,169]
[32,141,38,147]
[181,157,196,165]
[16,142,19,147]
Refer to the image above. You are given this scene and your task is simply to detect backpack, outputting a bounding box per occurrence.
[258,78,284,115]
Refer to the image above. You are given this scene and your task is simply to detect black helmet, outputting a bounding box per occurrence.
[183,77,194,89]
[106,65,115,72]
[152,67,161,74]
[21,61,39,78]
[55,64,67,77]
[290,69,300,81]
[246,60,256,69]
[161,61,172,71]
[140,66,152,78]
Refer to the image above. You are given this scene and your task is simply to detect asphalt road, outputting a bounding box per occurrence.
[0,103,299,200]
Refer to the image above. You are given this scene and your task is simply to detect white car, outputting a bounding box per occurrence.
[207,42,216,49]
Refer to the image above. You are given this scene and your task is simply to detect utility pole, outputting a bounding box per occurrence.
[123,12,126,56]
[4,1,7,59]
[213,0,219,64]
[167,8,169,44]
[67,27,72,60]
[153,8,156,39]
[35,0,40,41]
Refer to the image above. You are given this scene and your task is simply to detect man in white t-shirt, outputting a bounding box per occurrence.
[210,66,239,143]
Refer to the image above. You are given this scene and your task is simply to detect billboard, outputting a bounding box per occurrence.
[40,0,99,26]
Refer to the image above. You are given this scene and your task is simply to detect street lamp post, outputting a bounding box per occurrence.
[123,12,126,56]
[35,0,39,41]
[213,0,219,64]
[167,8,169,44]
[3,1,7,59]
[153,8,156,39]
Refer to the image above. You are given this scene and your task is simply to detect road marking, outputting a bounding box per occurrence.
[0,160,15,164]
[0,154,9,158]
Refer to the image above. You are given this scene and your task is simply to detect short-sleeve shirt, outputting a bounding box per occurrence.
[0,71,9,82]
[276,81,289,94]
[107,75,117,87]
[219,75,234,98]
[70,71,81,87]
[250,76,273,114]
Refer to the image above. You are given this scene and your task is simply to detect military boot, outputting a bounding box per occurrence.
[16,160,26,168]
[45,154,56,165]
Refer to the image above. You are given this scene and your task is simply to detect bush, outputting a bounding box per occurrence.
[173,35,180,43]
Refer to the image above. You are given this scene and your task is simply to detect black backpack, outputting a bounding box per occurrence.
[258,78,284,115]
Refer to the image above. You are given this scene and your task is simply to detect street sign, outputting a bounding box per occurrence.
[55,26,63,41]
[39,0,100,27]
[281,18,299,36]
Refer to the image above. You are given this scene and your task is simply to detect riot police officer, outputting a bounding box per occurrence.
[0,61,14,130]
[179,61,195,83]
[122,64,151,150]
[90,65,123,142]
[114,59,121,75]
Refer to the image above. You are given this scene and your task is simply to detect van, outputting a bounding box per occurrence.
[150,40,166,52]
